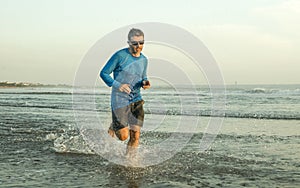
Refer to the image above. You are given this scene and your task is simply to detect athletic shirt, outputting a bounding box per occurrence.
[100,48,148,110]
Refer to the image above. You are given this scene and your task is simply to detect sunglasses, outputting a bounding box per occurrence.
[130,40,144,46]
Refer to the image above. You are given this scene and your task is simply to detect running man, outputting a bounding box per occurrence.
[100,28,150,155]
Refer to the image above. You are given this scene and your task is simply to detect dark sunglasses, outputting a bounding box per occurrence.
[130,40,144,46]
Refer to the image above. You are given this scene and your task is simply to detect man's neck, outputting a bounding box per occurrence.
[129,47,141,57]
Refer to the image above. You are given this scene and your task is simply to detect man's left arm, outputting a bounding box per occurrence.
[142,59,150,89]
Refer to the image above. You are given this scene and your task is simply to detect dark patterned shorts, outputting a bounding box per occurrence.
[111,100,144,132]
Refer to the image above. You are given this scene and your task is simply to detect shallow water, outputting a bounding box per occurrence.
[1,85,300,187]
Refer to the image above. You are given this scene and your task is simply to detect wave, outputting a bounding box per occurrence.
[1,102,299,120]
[146,110,300,120]
[242,87,300,95]
[52,130,300,156]
[0,91,111,96]
[0,103,73,110]
[222,113,300,120]
[248,88,266,93]
[0,91,72,95]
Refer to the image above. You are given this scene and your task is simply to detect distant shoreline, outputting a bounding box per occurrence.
[0,81,70,88]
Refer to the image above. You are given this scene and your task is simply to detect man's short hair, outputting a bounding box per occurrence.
[128,28,144,41]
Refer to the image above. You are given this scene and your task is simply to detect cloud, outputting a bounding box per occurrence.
[187,22,299,84]
[196,24,293,63]
[253,0,300,38]
[254,0,300,16]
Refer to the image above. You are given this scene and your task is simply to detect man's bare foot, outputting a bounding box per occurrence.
[108,124,115,137]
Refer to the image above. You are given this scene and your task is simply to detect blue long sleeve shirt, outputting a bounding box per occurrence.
[100,48,148,110]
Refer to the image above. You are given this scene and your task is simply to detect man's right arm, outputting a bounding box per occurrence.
[100,53,121,89]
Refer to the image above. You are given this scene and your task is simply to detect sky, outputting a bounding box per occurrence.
[0,0,299,85]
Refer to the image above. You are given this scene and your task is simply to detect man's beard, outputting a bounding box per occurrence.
[130,46,142,54]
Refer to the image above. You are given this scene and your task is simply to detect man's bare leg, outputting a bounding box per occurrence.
[116,127,129,141]
[108,125,129,141]
[126,125,141,156]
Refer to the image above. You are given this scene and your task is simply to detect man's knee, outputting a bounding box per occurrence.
[116,127,129,141]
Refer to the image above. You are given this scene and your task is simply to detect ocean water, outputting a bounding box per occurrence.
[0,84,299,187]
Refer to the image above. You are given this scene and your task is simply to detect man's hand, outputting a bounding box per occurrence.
[119,84,131,94]
[142,80,151,90]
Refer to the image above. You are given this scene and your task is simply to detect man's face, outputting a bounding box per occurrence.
[129,36,144,54]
